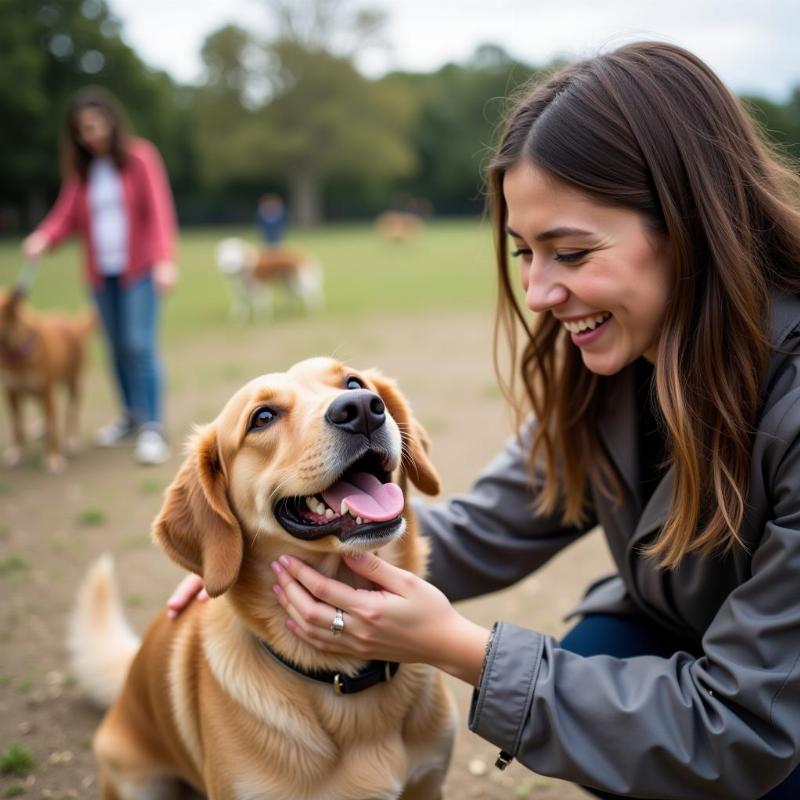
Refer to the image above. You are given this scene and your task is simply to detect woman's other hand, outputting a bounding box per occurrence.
[167,573,208,619]
[21,231,50,260]
[271,553,491,686]
[153,260,178,293]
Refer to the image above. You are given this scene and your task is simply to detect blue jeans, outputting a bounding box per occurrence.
[560,614,800,799]
[93,273,162,426]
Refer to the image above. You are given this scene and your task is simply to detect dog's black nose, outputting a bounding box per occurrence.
[325,390,386,437]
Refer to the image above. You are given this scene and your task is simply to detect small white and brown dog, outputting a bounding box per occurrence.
[216,237,324,321]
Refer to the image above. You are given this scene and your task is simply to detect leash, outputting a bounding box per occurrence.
[14,258,41,298]
[258,638,399,695]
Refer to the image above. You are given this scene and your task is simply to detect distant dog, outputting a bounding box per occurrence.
[216,237,324,321]
[69,357,456,799]
[0,290,94,472]
[376,211,424,243]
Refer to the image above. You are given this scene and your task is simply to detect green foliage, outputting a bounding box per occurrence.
[0,0,798,228]
[0,0,192,227]
[0,743,34,777]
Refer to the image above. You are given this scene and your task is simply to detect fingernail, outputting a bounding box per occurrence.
[278,555,291,568]
[272,584,284,597]
[286,618,297,631]
[167,610,176,619]
[347,553,365,561]
[270,560,283,574]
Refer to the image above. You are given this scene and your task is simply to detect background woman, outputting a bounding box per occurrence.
[22,86,177,465]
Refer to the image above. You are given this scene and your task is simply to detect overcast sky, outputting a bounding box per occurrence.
[110,0,800,102]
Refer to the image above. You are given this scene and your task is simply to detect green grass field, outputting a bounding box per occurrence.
[0,220,497,340]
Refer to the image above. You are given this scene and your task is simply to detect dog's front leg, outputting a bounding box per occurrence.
[3,388,26,467]
[65,372,82,454]
[40,383,65,473]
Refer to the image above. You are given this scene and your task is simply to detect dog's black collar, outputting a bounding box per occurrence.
[258,639,399,695]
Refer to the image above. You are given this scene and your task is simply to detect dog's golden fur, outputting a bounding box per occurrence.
[70,358,456,799]
[0,290,94,472]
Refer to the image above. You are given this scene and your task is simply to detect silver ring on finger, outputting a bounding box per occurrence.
[330,607,345,636]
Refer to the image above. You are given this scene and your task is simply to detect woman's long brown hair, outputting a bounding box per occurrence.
[490,41,800,567]
[62,86,131,180]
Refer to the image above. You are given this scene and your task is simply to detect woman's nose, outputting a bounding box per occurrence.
[523,262,569,312]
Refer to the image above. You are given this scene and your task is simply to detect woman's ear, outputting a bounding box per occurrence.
[152,425,243,597]
[364,370,441,496]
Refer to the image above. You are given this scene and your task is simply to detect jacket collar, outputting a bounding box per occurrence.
[597,292,800,545]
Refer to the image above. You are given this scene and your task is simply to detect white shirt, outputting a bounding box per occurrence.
[88,157,129,276]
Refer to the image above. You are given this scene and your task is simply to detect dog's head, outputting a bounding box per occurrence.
[153,358,439,597]
[216,237,252,276]
[0,289,33,361]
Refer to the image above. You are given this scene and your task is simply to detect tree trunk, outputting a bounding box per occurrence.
[288,165,321,227]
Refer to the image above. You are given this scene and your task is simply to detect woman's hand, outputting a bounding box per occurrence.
[166,573,208,619]
[153,260,178,293]
[271,553,491,686]
[21,231,50,260]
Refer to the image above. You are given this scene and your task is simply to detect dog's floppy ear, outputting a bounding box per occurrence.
[365,370,440,496]
[152,425,243,597]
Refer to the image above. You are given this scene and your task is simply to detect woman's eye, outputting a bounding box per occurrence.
[249,407,278,430]
[510,247,532,259]
[555,250,590,264]
[345,377,364,390]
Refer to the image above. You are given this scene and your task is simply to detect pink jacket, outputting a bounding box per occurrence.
[37,138,177,289]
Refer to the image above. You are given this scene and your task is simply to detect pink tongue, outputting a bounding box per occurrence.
[321,472,404,522]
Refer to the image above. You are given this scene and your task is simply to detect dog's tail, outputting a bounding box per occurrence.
[67,555,141,708]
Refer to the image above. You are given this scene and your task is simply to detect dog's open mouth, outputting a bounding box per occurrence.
[274,449,404,543]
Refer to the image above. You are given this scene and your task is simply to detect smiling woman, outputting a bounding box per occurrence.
[170,41,800,800]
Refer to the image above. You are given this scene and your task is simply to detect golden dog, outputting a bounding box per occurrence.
[0,289,94,472]
[70,357,456,799]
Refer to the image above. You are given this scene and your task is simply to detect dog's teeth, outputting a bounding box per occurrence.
[305,497,317,513]
[356,516,363,525]
[340,500,349,515]
[325,509,334,519]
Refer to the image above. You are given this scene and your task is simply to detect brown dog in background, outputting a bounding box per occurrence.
[69,357,456,799]
[0,290,94,472]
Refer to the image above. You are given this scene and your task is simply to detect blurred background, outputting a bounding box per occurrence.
[2,0,799,232]
[0,2,798,798]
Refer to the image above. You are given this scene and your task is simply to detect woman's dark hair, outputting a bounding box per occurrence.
[62,85,131,179]
[489,41,800,567]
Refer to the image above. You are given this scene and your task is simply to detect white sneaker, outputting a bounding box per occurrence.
[134,427,171,465]
[95,417,137,447]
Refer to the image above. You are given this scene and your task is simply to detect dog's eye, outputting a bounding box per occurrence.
[249,407,278,431]
[345,376,364,390]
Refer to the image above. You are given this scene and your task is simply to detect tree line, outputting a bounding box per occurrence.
[2,0,799,231]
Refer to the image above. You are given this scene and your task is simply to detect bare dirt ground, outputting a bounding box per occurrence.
[0,309,612,799]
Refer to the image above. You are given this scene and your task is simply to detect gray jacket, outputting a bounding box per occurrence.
[418,293,800,799]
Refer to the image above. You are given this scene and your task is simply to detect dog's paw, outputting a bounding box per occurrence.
[46,453,66,474]
[3,446,23,468]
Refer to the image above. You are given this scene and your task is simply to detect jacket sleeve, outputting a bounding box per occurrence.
[137,140,177,263]
[469,411,800,799]
[37,175,80,247]
[414,427,596,602]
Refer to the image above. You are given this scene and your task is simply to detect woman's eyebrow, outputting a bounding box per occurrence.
[505,225,595,241]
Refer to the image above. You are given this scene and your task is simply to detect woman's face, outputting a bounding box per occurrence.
[503,161,673,376]
[75,107,113,156]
